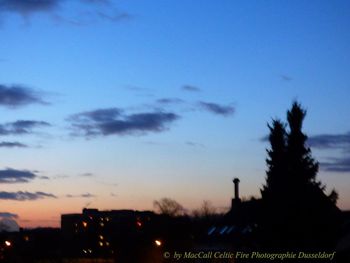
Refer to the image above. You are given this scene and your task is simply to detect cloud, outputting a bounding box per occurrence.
[0,168,38,183]
[185,141,205,148]
[66,193,95,198]
[0,212,18,219]
[0,84,47,108]
[198,101,235,116]
[0,120,50,135]
[68,108,179,137]
[156,98,184,104]
[80,172,94,177]
[320,157,350,172]
[308,132,350,149]
[308,132,350,172]
[0,0,131,24]
[182,85,201,92]
[280,75,292,81]
[81,193,95,198]
[0,0,60,15]
[0,191,56,201]
[97,10,132,22]
[73,108,122,122]
[0,141,28,148]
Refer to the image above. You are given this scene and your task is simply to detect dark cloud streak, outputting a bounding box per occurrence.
[0,141,28,148]
[156,98,184,104]
[0,84,48,108]
[0,168,37,183]
[308,132,350,149]
[198,101,235,116]
[0,212,18,219]
[66,193,95,198]
[69,108,179,137]
[0,120,50,136]
[182,85,201,92]
[0,191,56,201]
[0,0,131,24]
[320,157,350,172]
[308,132,350,173]
[0,0,59,15]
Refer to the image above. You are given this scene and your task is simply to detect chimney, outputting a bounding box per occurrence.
[233,178,240,200]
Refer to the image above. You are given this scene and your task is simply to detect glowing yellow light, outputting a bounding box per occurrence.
[154,240,162,247]
[99,241,103,247]
[99,235,104,240]
[5,241,11,247]
[106,242,110,246]
[100,222,104,227]
[24,236,29,241]
[82,221,88,228]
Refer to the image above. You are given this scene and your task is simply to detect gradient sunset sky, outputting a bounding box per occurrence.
[0,0,350,228]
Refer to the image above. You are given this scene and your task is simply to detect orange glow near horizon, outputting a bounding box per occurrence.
[4,183,350,229]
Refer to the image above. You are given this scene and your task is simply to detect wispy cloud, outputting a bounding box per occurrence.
[156,98,184,105]
[185,141,205,148]
[309,132,350,172]
[66,193,95,198]
[80,172,94,177]
[182,85,201,92]
[0,212,18,219]
[309,132,350,149]
[0,191,56,201]
[0,0,60,15]
[97,10,132,22]
[0,0,131,24]
[0,84,48,108]
[280,75,292,81]
[198,101,235,117]
[0,141,28,148]
[68,107,179,138]
[0,120,50,136]
[0,168,37,183]
[321,157,350,172]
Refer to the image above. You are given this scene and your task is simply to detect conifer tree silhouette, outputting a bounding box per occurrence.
[260,102,340,250]
[261,119,287,200]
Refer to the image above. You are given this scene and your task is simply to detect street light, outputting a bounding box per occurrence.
[154,239,162,247]
[4,241,11,247]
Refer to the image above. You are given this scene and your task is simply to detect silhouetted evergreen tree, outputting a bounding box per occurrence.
[286,102,319,187]
[260,102,341,250]
[261,119,287,200]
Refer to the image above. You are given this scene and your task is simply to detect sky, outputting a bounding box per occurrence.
[0,0,350,228]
